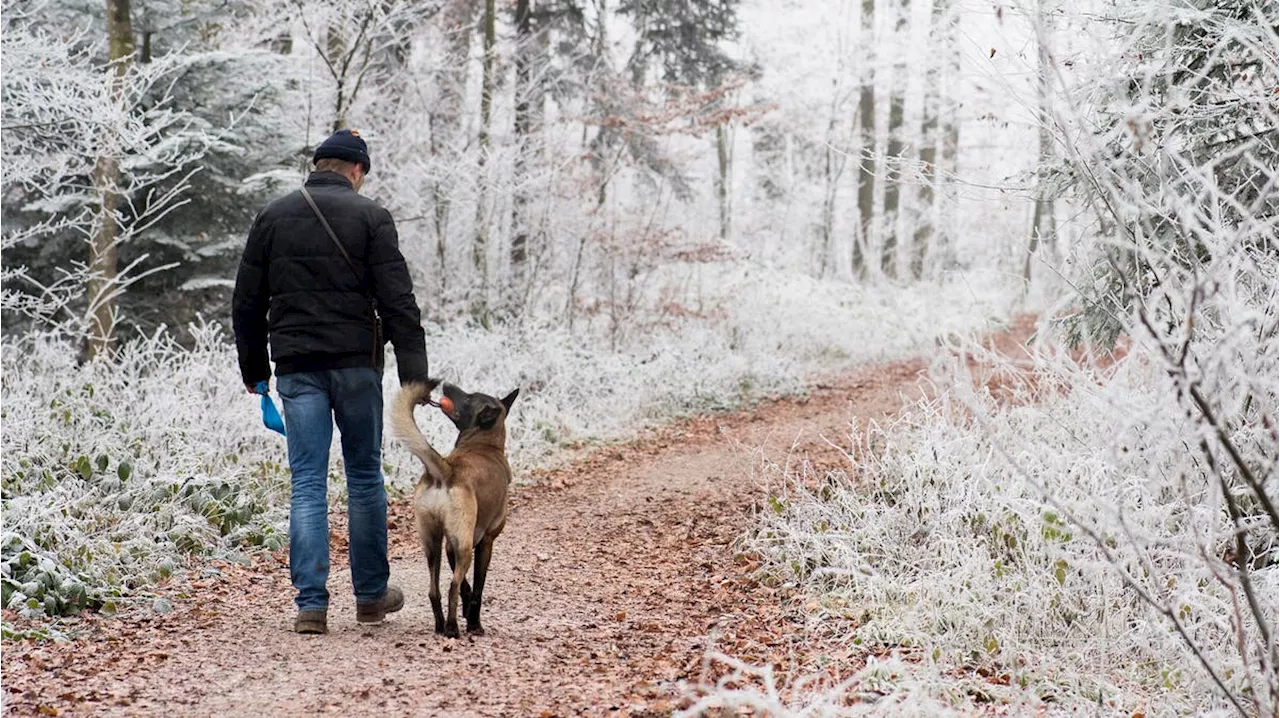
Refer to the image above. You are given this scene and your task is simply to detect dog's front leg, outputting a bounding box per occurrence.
[466,536,495,634]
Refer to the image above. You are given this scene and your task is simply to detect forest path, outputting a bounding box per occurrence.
[4,353,950,717]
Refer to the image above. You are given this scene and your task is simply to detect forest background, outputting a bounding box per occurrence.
[2,0,1276,714]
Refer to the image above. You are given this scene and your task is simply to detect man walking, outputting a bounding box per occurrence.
[232,129,429,634]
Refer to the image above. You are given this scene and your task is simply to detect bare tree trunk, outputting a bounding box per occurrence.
[571,0,611,330]
[911,0,945,280]
[1025,2,1057,285]
[472,0,496,324]
[881,98,904,278]
[510,0,533,308]
[881,0,910,279]
[328,26,348,131]
[854,0,875,278]
[912,138,937,279]
[716,123,731,241]
[86,0,135,361]
[937,0,960,272]
[589,0,621,210]
[820,99,845,277]
[431,0,476,302]
[319,7,378,133]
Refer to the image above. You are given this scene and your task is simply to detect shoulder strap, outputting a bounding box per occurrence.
[300,186,360,277]
[300,186,382,366]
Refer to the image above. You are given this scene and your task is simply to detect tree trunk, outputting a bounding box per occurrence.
[881,0,910,279]
[820,96,845,277]
[937,0,960,272]
[716,123,731,241]
[431,0,476,302]
[911,0,946,280]
[472,0,496,324]
[324,7,379,133]
[86,0,135,361]
[854,0,875,278]
[571,0,611,329]
[881,93,904,278]
[328,25,348,131]
[587,0,613,209]
[1025,2,1057,285]
[510,0,533,307]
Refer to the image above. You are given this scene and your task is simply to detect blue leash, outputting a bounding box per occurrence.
[254,380,287,436]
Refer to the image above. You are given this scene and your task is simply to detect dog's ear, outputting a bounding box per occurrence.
[476,405,501,429]
[500,388,519,413]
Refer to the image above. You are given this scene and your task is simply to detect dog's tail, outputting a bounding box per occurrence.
[392,380,449,486]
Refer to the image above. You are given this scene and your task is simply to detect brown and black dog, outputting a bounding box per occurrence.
[392,380,518,638]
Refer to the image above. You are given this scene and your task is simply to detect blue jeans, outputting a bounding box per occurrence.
[277,368,389,612]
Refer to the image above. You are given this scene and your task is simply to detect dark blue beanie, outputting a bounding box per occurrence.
[313,129,370,173]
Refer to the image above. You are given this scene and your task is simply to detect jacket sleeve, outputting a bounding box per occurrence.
[367,207,429,385]
[232,212,272,386]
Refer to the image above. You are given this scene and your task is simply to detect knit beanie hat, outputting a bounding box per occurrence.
[313,129,370,173]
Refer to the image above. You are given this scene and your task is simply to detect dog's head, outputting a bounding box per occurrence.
[439,382,519,438]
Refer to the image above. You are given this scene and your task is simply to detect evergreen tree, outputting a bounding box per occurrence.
[3,0,304,345]
[617,0,740,87]
[617,0,745,232]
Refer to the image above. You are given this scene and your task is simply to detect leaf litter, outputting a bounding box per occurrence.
[1,346,1005,717]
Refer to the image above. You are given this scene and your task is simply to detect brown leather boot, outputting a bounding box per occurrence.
[356,585,404,624]
[294,609,328,634]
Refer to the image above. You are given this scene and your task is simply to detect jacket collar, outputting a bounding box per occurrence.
[304,171,354,190]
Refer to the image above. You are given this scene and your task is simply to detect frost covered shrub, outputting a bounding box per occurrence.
[1,323,291,619]
[2,267,1011,619]
[742,331,1275,715]
[405,263,1013,482]
[1,543,94,622]
[744,356,1274,714]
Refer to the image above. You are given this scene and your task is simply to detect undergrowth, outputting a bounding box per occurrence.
[714,335,1275,715]
[1,265,1010,624]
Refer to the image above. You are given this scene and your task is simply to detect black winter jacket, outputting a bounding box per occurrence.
[232,172,428,386]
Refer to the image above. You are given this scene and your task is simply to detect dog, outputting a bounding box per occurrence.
[392,379,518,637]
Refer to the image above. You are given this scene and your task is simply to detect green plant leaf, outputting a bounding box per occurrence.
[1054,558,1069,586]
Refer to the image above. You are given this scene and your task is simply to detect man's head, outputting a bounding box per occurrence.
[313,129,370,192]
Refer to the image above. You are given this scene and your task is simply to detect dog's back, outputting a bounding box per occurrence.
[394,382,511,544]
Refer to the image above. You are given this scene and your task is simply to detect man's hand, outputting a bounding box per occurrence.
[415,377,442,404]
[246,384,259,394]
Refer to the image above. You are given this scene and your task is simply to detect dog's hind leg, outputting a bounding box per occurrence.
[445,544,472,614]
[423,527,445,634]
[443,535,472,639]
[466,536,494,634]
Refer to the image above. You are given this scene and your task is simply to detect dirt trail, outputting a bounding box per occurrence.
[4,358,937,717]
